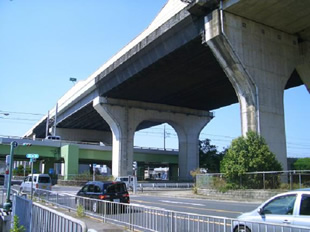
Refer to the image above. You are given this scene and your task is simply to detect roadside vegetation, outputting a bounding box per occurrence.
[10,215,25,232]
[195,131,310,192]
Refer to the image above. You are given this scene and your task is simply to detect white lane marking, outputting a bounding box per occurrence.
[160,200,205,206]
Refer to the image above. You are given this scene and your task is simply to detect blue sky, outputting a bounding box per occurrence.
[0,0,309,158]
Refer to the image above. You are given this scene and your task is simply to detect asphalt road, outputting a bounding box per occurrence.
[49,185,260,218]
[130,194,259,218]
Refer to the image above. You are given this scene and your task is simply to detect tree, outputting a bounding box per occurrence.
[293,158,310,170]
[199,139,225,173]
[220,131,282,189]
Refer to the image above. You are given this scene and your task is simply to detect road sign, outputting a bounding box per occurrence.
[12,141,18,147]
[26,154,39,159]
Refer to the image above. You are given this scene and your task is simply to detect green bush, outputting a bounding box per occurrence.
[220,131,282,189]
[10,215,25,232]
[76,204,85,217]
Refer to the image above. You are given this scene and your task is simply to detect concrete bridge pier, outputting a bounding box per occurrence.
[93,97,135,177]
[93,97,213,180]
[296,41,310,93]
[205,10,305,170]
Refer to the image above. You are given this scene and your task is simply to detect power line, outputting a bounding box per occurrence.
[0,110,44,116]
[0,117,38,121]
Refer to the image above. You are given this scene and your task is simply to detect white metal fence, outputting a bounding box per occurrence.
[138,182,194,190]
[31,201,87,232]
[31,189,310,232]
[0,188,87,232]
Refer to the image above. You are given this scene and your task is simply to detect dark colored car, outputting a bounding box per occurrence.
[76,181,130,213]
[77,181,129,203]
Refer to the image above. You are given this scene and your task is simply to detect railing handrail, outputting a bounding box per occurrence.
[22,189,310,232]
[32,201,88,232]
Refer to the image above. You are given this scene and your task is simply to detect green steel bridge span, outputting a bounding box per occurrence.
[0,137,178,180]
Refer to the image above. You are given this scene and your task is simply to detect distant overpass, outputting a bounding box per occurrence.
[25,0,310,179]
[0,137,178,180]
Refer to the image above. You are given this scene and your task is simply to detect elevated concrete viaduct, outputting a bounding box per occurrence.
[25,0,310,179]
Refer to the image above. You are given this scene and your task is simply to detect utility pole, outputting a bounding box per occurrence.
[3,141,18,212]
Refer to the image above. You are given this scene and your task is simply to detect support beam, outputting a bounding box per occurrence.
[93,97,213,180]
[56,128,112,145]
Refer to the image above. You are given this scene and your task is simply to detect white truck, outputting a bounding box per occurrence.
[115,175,137,193]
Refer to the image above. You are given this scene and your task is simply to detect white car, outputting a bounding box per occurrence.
[20,174,52,193]
[233,189,310,232]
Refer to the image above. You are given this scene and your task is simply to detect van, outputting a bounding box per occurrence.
[20,174,52,193]
[114,176,137,191]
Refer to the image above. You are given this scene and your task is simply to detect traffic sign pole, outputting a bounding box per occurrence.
[26,154,39,201]
[31,159,34,200]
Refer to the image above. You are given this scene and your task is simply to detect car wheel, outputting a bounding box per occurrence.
[234,225,251,232]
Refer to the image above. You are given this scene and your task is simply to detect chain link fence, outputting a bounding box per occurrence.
[196,170,310,190]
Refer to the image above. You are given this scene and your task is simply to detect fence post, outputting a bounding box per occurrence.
[289,172,293,190]
[263,173,265,189]
[103,201,106,223]
[170,211,175,232]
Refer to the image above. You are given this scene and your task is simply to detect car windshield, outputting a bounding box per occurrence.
[39,177,50,183]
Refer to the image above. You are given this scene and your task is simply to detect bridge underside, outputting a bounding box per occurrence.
[33,36,303,139]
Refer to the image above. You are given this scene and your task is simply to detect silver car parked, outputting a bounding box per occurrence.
[234,188,310,232]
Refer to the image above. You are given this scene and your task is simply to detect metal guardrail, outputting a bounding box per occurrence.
[31,201,87,232]
[138,182,194,190]
[28,189,310,232]
[0,188,87,232]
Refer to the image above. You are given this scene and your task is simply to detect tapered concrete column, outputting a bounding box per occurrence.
[174,117,209,180]
[93,97,213,179]
[93,97,136,177]
[205,10,300,170]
